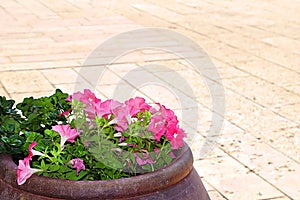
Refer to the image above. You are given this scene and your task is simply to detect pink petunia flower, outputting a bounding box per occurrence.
[148,114,166,141]
[67,89,101,118]
[109,102,131,132]
[125,97,151,117]
[66,95,72,102]
[70,158,85,176]
[84,101,101,119]
[81,90,101,118]
[167,126,186,149]
[69,89,100,103]
[28,141,44,159]
[17,157,42,185]
[68,91,82,102]
[52,124,80,149]
[58,109,71,117]
[69,89,102,119]
[79,89,101,105]
[148,103,185,148]
[134,152,155,166]
[118,136,126,143]
[97,99,123,118]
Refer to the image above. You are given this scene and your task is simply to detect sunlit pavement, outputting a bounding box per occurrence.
[0,1,299,199]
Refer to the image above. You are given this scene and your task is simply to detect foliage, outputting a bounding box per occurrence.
[0,89,70,159]
[0,89,186,185]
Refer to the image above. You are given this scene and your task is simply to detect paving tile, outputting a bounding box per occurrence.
[0,25,31,34]
[114,51,179,64]
[0,31,42,39]
[0,87,9,98]
[0,37,54,46]
[190,134,227,161]
[1,46,75,57]
[194,155,285,199]
[1,40,77,51]
[137,84,182,110]
[48,31,108,43]
[215,65,251,80]
[0,60,80,71]
[285,84,300,95]
[96,83,136,101]
[217,133,300,199]
[39,0,80,13]
[1,0,32,16]
[224,90,298,133]
[132,3,184,23]
[234,59,300,88]
[258,197,292,200]
[54,83,106,100]
[200,178,215,192]
[16,0,59,19]
[222,76,300,108]
[207,190,227,200]
[179,104,243,138]
[0,56,10,64]
[0,7,16,22]
[139,59,195,72]
[150,69,214,108]
[99,63,141,74]
[0,70,54,94]
[256,127,300,162]
[29,18,87,29]
[253,47,299,73]
[76,66,125,86]
[10,52,86,63]
[41,68,85,84]
[272,103,300,124]
[261,36,300,54]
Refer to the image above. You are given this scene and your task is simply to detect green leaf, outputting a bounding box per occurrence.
[48,164,60,172]
[45,129,58,137]
[94,162,105,169]
[40,160,48,171]
[65,170,88,180]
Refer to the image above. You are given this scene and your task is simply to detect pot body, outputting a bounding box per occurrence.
[0,146,210,200]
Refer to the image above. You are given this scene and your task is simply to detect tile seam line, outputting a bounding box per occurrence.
[217,146,294,200]
[0,80,11,98]
[37,0,63,19]
[130,6,300,75]
[211,56,300,96]
[189,0,300,25]
[146,0,300,47]
[0,65,76,73]
[145,65,298,127]
[204,181,229,200]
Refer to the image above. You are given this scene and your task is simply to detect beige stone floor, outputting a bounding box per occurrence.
[0,0,299,199]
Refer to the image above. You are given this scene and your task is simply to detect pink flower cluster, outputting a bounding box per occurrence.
[68,89,151,132]
[70,158,85,176]
[17,141,43,185]
[68,89,186,150]
[17,124,84,185]
[149,104,186,149]
[52,124,80,149]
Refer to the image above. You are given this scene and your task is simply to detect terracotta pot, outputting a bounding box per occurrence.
[0,145,210,200]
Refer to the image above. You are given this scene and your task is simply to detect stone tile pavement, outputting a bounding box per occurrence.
[0,0,299,199]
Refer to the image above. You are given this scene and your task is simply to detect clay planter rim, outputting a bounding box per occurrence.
[0,144,194,199]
